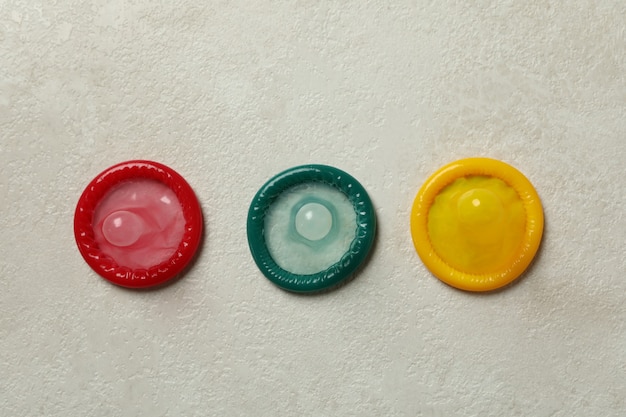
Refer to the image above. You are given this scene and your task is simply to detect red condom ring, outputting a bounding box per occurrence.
[74,160,203,288]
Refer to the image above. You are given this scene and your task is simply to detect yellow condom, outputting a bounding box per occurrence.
[411,158,543,291]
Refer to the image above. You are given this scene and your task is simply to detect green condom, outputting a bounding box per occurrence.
[247,165,376,292]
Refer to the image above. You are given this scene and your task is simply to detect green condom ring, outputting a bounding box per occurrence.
[247,165,377,292]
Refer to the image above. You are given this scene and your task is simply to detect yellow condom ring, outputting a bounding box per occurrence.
[411,158,543,291]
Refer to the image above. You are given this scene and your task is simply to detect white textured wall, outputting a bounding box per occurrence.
[1,1,625,416]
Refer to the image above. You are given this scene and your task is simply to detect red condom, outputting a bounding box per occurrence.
[74,161,203,288]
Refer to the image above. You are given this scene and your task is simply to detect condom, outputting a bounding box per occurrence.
[411,158,543,291]
[74,160,203,288]
[247,165,376,292]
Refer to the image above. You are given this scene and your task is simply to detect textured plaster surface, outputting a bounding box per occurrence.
[1,1,625,416]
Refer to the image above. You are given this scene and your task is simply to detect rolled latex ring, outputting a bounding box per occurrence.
[247,165,376,293]
[74,160,203,288]
[411,158,543,292]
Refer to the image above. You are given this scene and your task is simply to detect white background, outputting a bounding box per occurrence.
[1,1,625,416]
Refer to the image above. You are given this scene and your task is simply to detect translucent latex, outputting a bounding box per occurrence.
[92,179,185,269]
[264,183,357,275]
[427,176,525,274]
